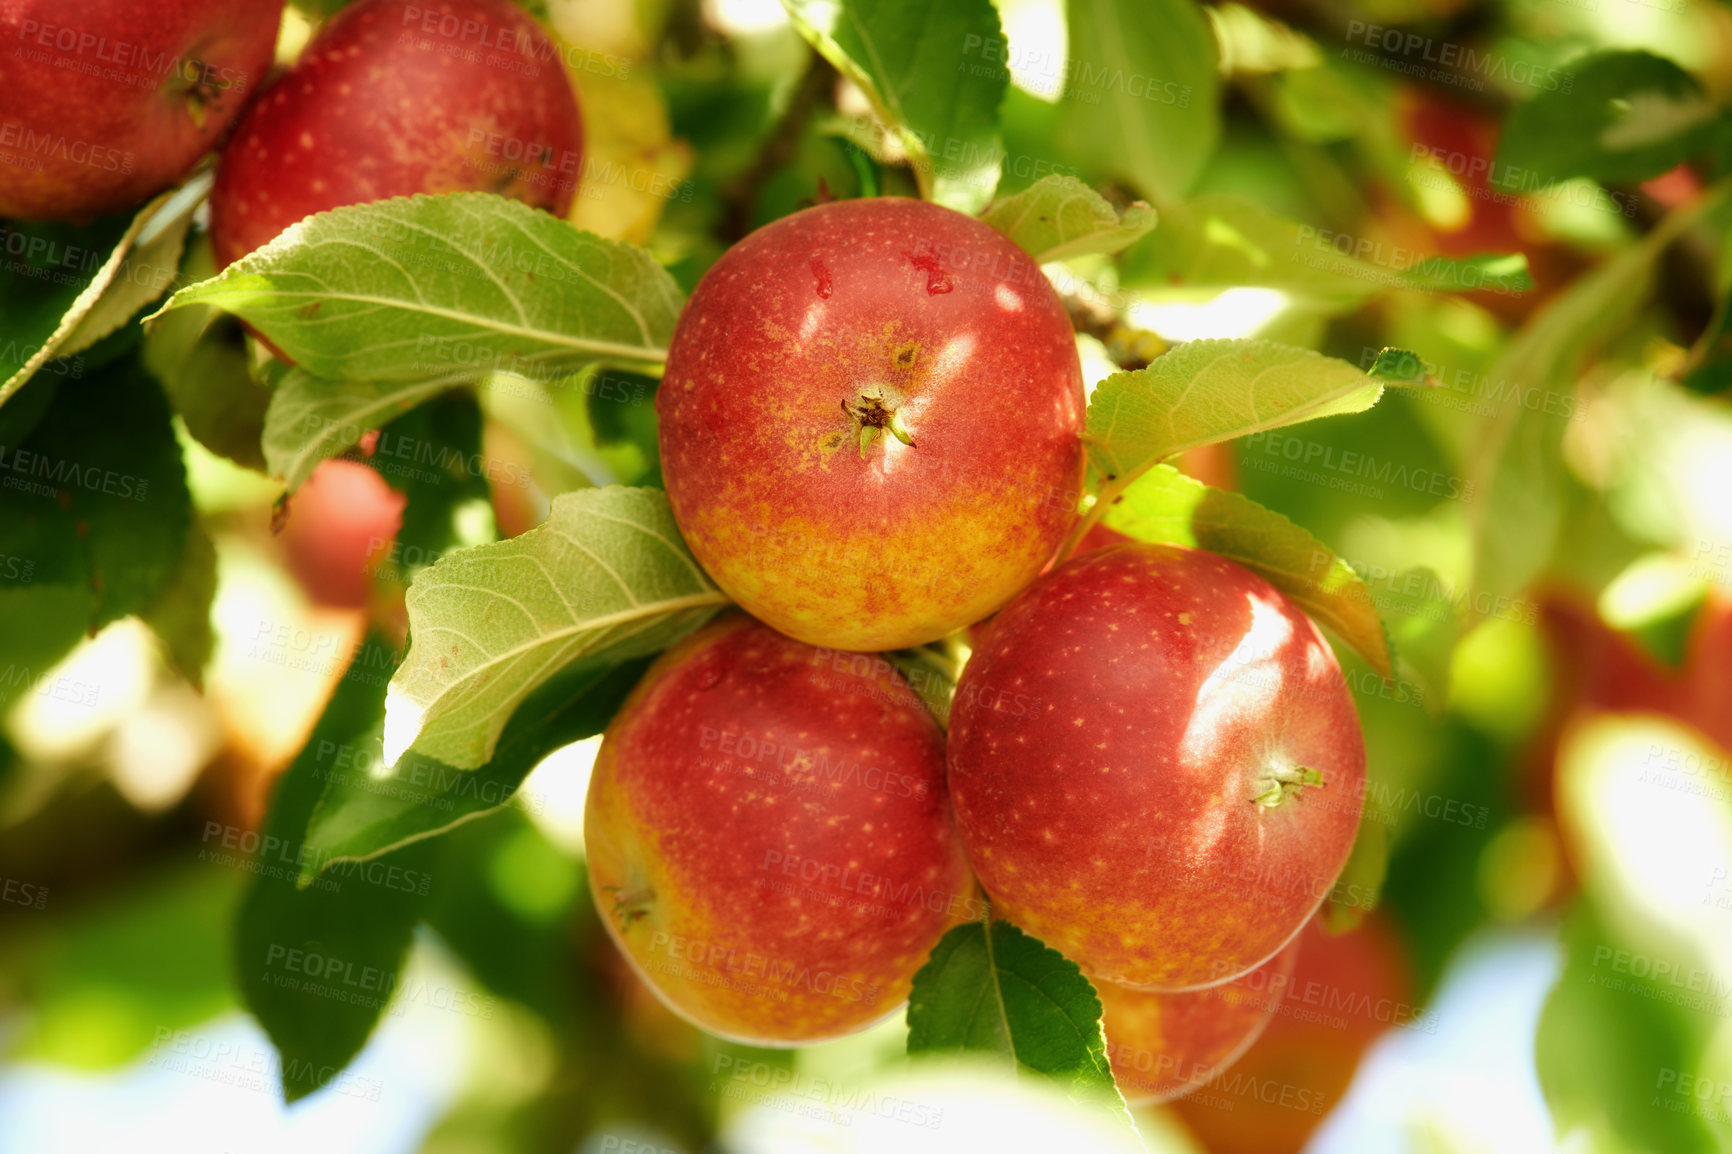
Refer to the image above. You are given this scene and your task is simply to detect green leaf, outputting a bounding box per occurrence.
[1537,900,1721,1154]
[0,357,192,634]
[263,369,473,491]
[1058,0,1220,206]
[140,523,218,689]
[384,486,728,769]
[782,0,1009,212]
[1495,52,1721,191]
[1320,813,1388,932]
[142,234,271,472]
[0,185,201,409]
[907,920,1123,1108]
[234,635,432,1102]
[1397,253,1533,296]
[300,658,647,886]
[979,176,1155,263]
[360,390,497,586]
[1121,195,1529,306]
[1367,346,1428,383]
[1101,463,1393,678]
[1465,201,1700,599]
[1122,195,1379,310]
[152,193,684,384]
[55,179,205,360]
[1086,338,1385,482]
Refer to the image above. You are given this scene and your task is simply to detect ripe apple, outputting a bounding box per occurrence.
[584,614,976,1045]
[1100,932,1301,1106]
[0,0,281,220]
[1174,915,1415,1153]
[656,196,1086,653]
[276,457,405,607]
[209,0,583,266]
[948,542,1366,991]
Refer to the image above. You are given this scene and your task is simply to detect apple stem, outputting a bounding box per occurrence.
[1252,765,1324,809]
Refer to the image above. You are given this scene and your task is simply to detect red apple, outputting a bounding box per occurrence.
[276,457,405,607]
[947,542,1366,991]
[1100,932,1301,1106]
[584,614,976,1045]
[657,196,1086,653]
[209,0,582,266]
[0,0,281,220]
[1174,915,1415,1153]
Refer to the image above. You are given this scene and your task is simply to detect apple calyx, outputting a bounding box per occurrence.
[842,384,915,458]
[1251,764,1324,809]
[170,58,235,132]
[603,884,656,927]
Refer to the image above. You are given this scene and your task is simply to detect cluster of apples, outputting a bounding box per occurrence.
[585,194,1369,1105]
[2,0,581,254]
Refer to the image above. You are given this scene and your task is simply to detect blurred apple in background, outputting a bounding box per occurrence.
[275,458,405,608]
[1174,915,1416,1153]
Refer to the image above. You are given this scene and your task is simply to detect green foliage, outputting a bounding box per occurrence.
[0,183,199,406]
[153,193,684,383]
[263,370,472,491]
[1102,463,1393,677]
[1495,52,1722,191]
[1122,194,1530,306]
[1086,338,1386,482]
[385,486,727,768]
[300,659,647,887]
[906,920,1124,1110]
[0,359,192,702]
[980,175,1156,262]
[235,636,433,1102]
[782,0,1010,212]
[1058,0,1220,206]
[140,233,271,472]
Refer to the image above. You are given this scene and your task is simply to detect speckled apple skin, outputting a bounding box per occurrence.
[1099,931,1300,1105]
[0,0,281,220]
[584,613,976,1046]
[656,197,1085,653]
[209,0,581,265]
[948,543,1365,991]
